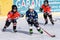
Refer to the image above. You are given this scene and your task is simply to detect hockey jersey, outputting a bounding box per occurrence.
[7,11,20,19]
[41,4,51,13]
[26,10,38,21]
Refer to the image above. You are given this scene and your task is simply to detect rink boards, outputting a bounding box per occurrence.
[0,0,13,16]
[0,12,60,20]
[0,0,60,16]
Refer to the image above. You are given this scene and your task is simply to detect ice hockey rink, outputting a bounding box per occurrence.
[0,12,60,40]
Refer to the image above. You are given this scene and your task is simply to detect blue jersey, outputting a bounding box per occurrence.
[26,10,38,21]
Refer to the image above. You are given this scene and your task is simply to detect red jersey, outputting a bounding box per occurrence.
[7,11,20,19]
[41,4,51,13]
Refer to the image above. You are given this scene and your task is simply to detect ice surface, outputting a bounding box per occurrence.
[0,16,60,40]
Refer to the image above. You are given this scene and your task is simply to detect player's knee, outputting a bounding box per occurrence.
[29,24,33,26]
[34,22,39,26]
[36,27,41,30]
[5,22,10,27]
[13,23,17,26]
[34,24,39,28]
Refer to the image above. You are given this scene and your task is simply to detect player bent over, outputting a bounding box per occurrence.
[2,5,20,32]
[26,5,43,34]
[40,1,54,25]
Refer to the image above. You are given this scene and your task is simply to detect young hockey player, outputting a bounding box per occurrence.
[26,5,43,34]
[2,5,20,32]
[40,1,54,25]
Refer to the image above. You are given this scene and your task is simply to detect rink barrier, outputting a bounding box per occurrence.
[0,12,60,20]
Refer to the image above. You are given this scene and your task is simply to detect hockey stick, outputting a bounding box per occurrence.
[33,20,55,37]
[32,19,55,37]
[53,18,60,22]
[53,19,57,22]
[41,27,55,37]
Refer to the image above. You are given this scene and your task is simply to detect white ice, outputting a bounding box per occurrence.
[0,15,60,40]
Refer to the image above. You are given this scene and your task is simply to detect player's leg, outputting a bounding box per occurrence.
[12,19,17,32]
[48,15,54,25]
[29,24,33,34]
[27,20,33,34]
[2,20,11,31]
[34,21,43,34]
[43,13,48,25]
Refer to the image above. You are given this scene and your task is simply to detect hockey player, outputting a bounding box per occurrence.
[26,5,43,34]
[40,1,54,25]
[2,5,20,32]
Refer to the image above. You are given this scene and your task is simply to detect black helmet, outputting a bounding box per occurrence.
[44,0,49,4]
[12,5,17,9]
[12,5,17,12]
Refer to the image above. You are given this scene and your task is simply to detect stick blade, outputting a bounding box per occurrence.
[51,35,55,37]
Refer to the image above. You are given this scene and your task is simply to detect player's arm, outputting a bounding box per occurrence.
[39,5,44,12]
[26,11,29,17]
[7,12,12,19]
[26,11,29,20]
[39,8,43,12]
[34,11,38,21]
[48,6,51,13]
[14,12,21,20]
[7,12,13,22]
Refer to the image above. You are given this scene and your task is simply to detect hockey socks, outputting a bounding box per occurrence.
[45,21,48,25]
[29,29,33,34]
[13,26,17,32]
